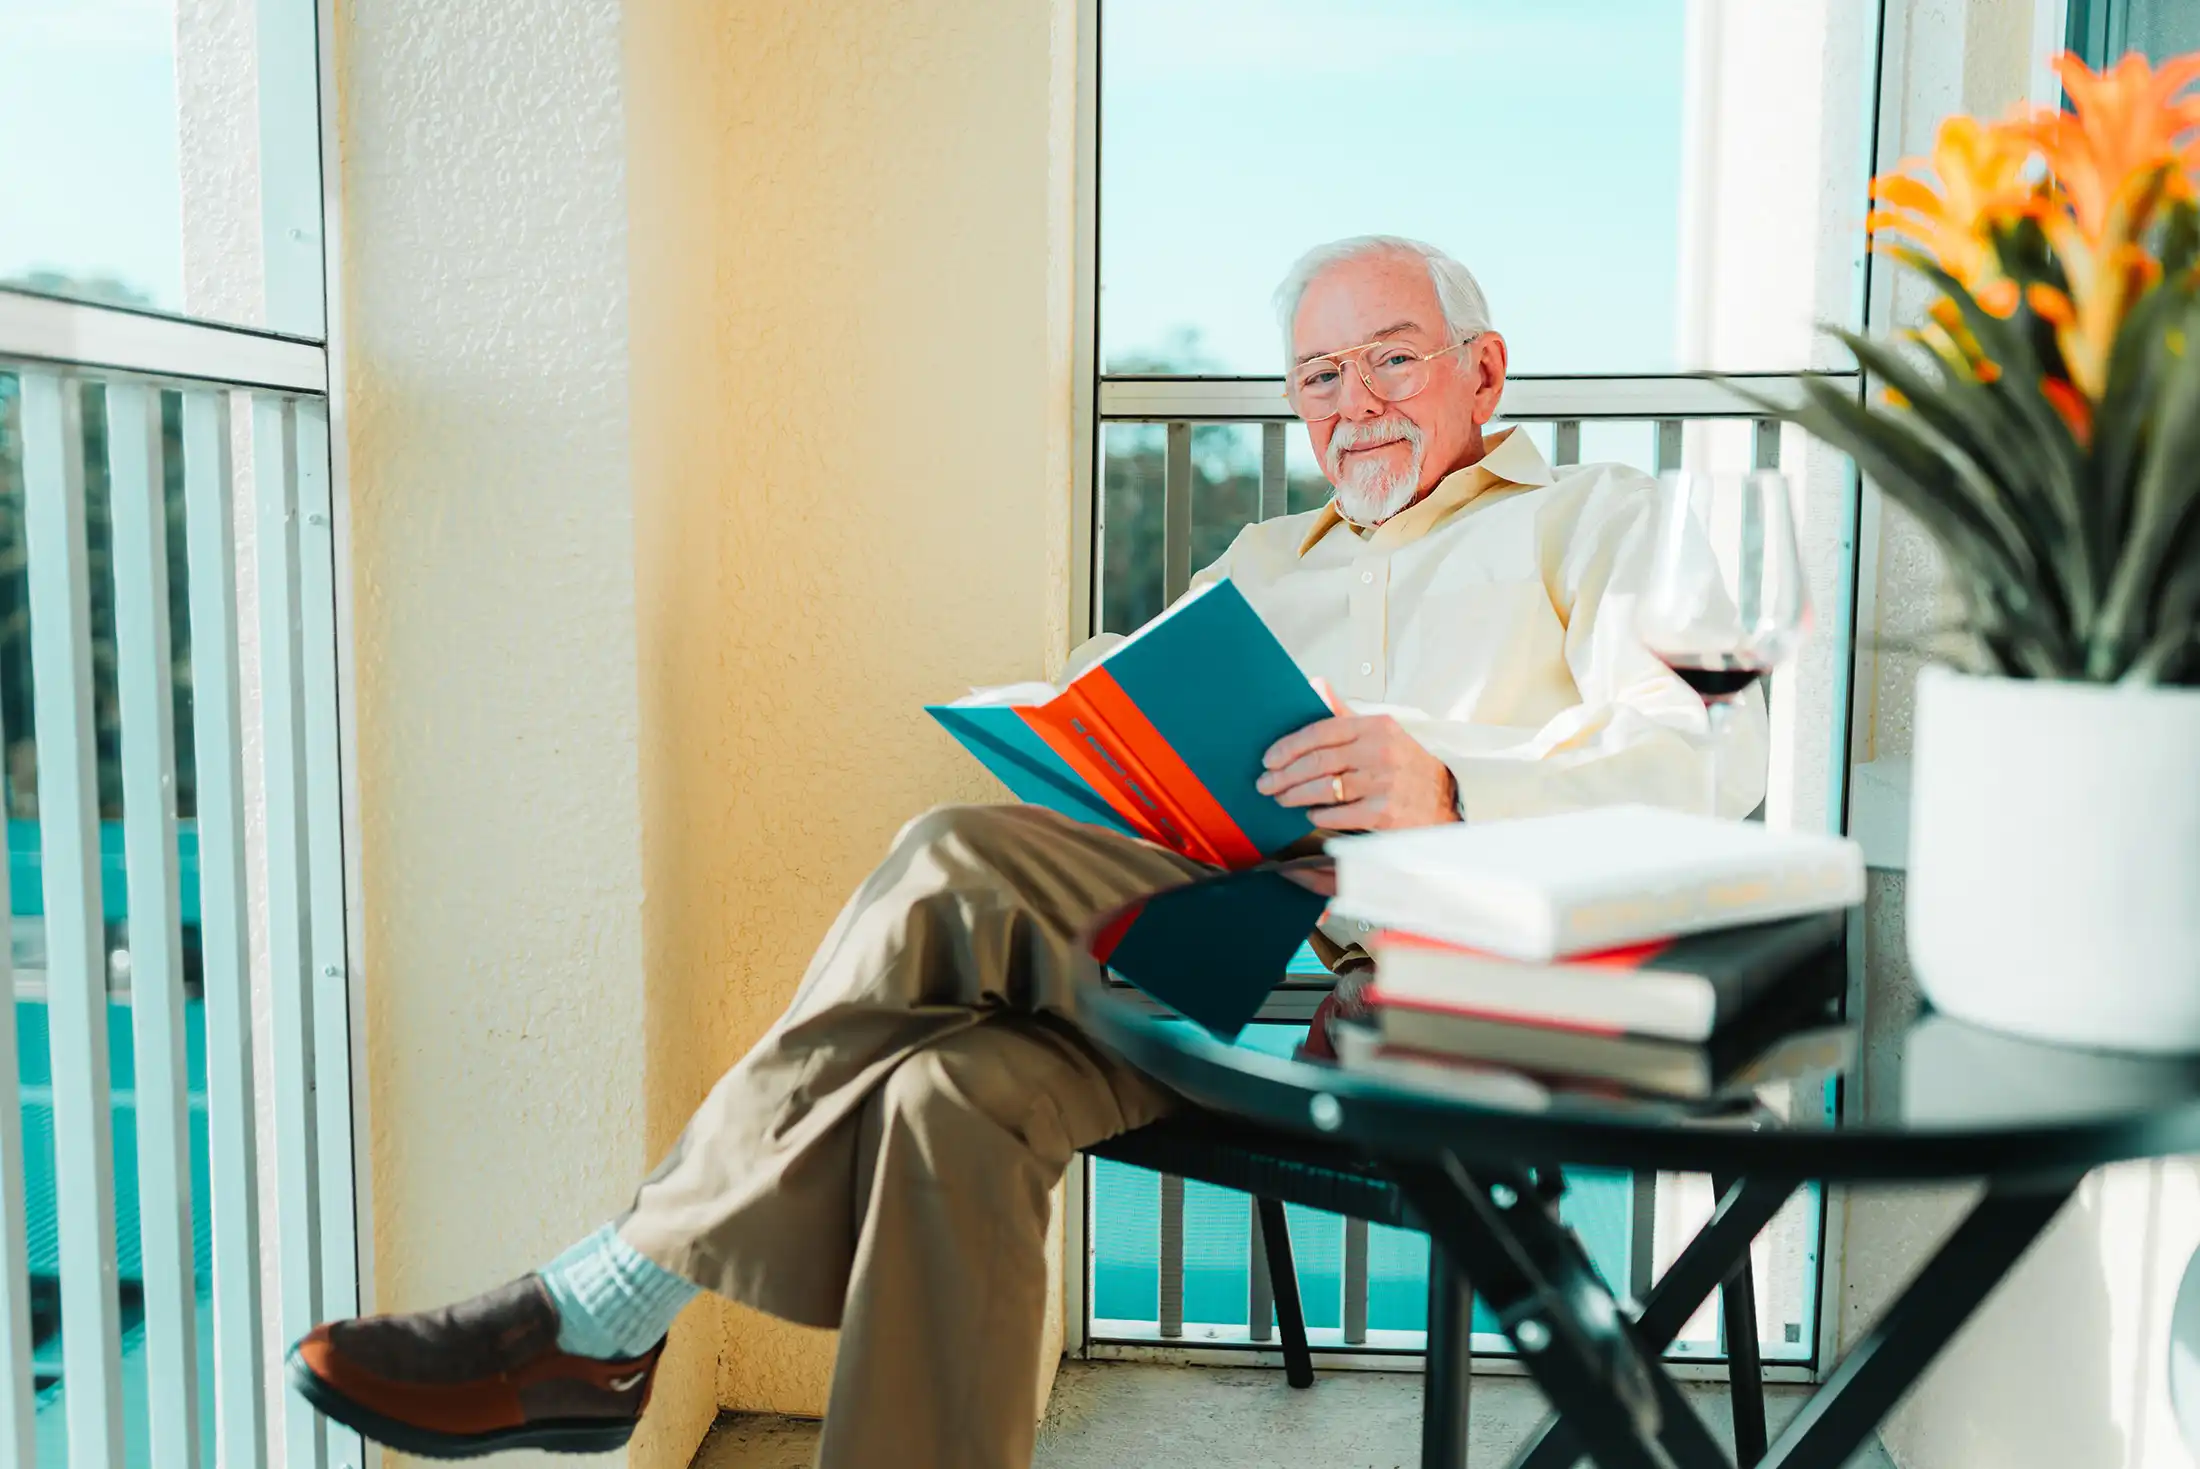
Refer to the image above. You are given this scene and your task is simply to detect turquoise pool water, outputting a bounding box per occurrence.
[20,997,218,1466]
[1088,1019,1640,1341]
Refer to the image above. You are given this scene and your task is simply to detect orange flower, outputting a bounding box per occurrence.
[2022,53,2200,243]
[1868,50,2200,437]
[1867,114,2040,300]
[2039,375,2094,445]
[1918,297,2003,383]
[2020,53,2200,398]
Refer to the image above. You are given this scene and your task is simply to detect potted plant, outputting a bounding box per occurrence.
[1768,52,2200,1052]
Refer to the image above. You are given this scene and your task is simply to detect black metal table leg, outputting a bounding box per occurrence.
[1512,1174,1799,1469]
[1397,1157,1732,1469]
[1763,1177,2080,1469]
[1257,1197,1317,1389]
[1713,1175,1768,1468]
[1422,1252,1474,1469]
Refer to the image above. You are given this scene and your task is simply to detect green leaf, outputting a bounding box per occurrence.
[1771,376,2074,670]
[2097,293,2200,678]
[1832,330,2073,624]
[1913,263,2099,616]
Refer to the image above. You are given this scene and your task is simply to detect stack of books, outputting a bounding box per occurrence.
[1328,806,1866,1099]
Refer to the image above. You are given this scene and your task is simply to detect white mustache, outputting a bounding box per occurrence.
[1323,415,1424,479]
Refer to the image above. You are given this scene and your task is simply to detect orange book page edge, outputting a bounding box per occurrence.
[1072,666,1263,869]
[1364,986,1633,1037]
[1022,695,1217,864]
[1372,929,1675,969]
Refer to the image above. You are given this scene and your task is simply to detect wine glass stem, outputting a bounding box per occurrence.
[1704,697,1735,816]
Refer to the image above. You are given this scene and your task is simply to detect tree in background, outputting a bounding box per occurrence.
[1100,329,1331,632]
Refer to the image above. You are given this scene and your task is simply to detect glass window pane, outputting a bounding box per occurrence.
[0,0,326,336]
[2121,0,2200,60]
[1099,0,1872,376]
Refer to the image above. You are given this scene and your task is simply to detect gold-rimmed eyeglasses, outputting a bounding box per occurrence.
[1284,336,1476,421]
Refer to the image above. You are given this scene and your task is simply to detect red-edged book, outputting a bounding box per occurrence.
[927,580,1331,870]
[1367,909,1845,1043]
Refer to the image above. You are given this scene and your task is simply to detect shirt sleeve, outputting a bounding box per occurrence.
[1377,473,1770,822]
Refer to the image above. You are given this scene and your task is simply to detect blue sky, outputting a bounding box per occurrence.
[1099,0,1689,376]
[0,0,184,310]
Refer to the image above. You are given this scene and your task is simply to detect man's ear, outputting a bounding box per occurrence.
[1469,332,1508,423]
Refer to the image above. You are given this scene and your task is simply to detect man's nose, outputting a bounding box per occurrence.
[1336,363,1385,419]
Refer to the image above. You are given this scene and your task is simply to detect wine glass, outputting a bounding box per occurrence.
[1635,469,1810,809]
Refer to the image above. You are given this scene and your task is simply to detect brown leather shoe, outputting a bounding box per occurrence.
[287,1276,661,1459]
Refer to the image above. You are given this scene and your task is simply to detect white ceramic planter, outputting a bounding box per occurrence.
[1907,667,2200,1053]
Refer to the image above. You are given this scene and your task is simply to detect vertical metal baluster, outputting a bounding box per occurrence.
[0,375,34,1469]
[1656,419,1684,475]
[1158,1174,1184,1338]
[1163,423,1192,605]
[1753,418,1782,471]
[1552,419,1581,468]
[1259,422,1287,521]
[255,397,325,1469]
[109,381,203,1468]
[1342,1217,1369,1346]
[1630,1171,1659,1307]
[22,372,125,1468]
[181,391,266,1469]
[1248,1197,1273,1343]
[291,404,363,1467]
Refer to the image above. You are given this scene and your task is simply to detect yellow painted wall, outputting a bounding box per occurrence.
[338,0,687,1461]
[622,0,1084,1425]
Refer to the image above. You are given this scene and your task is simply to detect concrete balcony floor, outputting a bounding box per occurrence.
[692,1360,1899,1467]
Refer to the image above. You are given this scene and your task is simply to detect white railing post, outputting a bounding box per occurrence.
[182,388,269,1469]
[1342,1217,1369,1346]
[1553,419,1582,467]
[255,395,328,1469]
[1247,1197,1273,1342]
[109,379,205,1468]
[1162,424,1192,605]
[292,401,364,1468]
[1157,1174,1185,1339]
[1259,422,1287,521]
[22,371,126,1468]
[0,376,35,1469]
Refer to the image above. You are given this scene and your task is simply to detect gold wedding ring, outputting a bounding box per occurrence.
[1331,774,1346,805]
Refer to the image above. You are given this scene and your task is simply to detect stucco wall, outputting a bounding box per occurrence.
[620,0,1084,1420]
[336,0,678,1461]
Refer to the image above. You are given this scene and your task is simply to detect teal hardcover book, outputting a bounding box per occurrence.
[926,580,1331,868]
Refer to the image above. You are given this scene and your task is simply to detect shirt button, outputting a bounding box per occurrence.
[1360,570,1374,584]
[1360,662,1373,675]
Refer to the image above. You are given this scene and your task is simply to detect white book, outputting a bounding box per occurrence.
[1328,805,1864,962]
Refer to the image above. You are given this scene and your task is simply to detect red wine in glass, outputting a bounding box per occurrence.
[1635,468,1809,812]
[1657,653,1775,702]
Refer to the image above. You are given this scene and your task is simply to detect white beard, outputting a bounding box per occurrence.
[1324,415,1426,525]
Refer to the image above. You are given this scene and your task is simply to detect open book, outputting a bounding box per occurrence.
[927,580,1330,869]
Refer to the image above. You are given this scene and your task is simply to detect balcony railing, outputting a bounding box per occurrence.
[0,325,358,1468]
[1080,368,1854,1374]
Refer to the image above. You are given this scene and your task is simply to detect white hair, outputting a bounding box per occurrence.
[1271,235,1494,369]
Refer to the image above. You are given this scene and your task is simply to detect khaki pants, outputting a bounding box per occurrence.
[620,804,1209,1469]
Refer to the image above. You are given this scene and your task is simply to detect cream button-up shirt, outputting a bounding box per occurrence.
[1074,427,1768,826]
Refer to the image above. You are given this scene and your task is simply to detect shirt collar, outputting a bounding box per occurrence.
[1295,426,1556,557]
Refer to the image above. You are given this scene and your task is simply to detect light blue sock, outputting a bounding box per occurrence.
[538,1224,700,1360]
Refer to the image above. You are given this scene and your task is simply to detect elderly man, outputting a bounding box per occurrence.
[289,235,1765,1466]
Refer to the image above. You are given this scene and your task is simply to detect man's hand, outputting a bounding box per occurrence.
[1256,685,1461,830]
